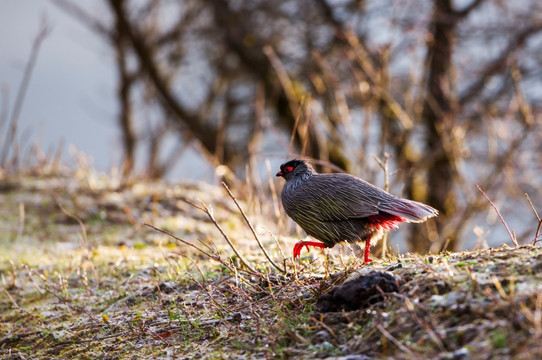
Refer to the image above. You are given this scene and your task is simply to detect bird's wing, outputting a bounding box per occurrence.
[296,174,383,221]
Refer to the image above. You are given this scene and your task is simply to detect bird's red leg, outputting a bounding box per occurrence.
[293,241,326,258]
[363,238,372,264]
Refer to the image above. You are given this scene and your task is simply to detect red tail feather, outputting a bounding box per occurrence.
[366,213,406,230]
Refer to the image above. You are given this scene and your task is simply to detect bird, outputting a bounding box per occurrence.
[276,159,438,264]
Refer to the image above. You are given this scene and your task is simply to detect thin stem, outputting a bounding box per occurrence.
[375,323,417,357]
[222,182,286,274]
[373,153,390,258]
[525,193,542,245]
[144,223,219,262]
[1,20,50,167]
[476,184,518,248]
[184,200,257,273]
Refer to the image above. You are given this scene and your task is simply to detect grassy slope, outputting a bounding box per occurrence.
[1,171,541,359]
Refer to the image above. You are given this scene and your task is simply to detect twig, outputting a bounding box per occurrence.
[154,313,243,340]
[0,86,8,135]
[3,288,47,327]
[57,202,88,245]
[56,201,100,284]
[375,323,417,357]
[183,270,228,318]
[16,202,25,241]
[401,295,448,353]
[222,182,286,274]
[182,200,257,273]
[31,270,100,328]
[525,193,541,221]
[300,97,312,157]
[373,153,390,258]
[263,45,301,123]
[525,193,542,245]
[51,330,135,347]
[287,102,304,158]
[373,152,390,192]
[475,184,518,248]
[264,45,313,159]
[145,223,268,288]
[534,224,542,245]
[0,19,50,167]
[286,330,310,344]
[312,317,340,345]
[261,227,288,266]
[144,223,220,263]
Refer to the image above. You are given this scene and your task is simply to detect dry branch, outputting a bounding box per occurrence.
[476,184,518,248]
[0,20,50,167]
[144,223,220,262]
[182,200,258,274]
[222,182,286,274]
[525,193,542,245]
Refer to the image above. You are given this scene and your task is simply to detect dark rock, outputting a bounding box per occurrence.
[316,271,402,312]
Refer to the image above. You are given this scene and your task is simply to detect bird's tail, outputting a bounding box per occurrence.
[380,198,438,223]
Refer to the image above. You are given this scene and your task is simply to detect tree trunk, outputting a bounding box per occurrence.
[410,0,458,253]
[112,17,136,179]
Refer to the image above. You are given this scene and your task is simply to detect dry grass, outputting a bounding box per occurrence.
[1,170,542,359]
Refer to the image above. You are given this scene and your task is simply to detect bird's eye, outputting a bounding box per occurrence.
[284,166,294,173]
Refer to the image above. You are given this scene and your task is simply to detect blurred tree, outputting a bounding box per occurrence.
[53,0,542,253]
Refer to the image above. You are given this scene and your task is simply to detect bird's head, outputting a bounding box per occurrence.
[276,159,314,181]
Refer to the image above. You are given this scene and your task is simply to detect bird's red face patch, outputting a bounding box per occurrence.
[277,160,303,177]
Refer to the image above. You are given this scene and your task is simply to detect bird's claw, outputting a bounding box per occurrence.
[293,241,326,259]
[293,243,302,258]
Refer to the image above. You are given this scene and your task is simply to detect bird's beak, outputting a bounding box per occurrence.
[276,170,283,177]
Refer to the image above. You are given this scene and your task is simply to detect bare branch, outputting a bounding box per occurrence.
[475,184,518,248]
[222,182,286,274]
[455,0,486,17]
[106,0,218,156]
[459,24,542,107]
[0,20,50,167]
[144,223,220,262]
[525,194,542,245]
[51,0,110,37]
[182,199,258,274]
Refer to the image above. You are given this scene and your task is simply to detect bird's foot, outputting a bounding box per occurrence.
[293,241,326,258]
